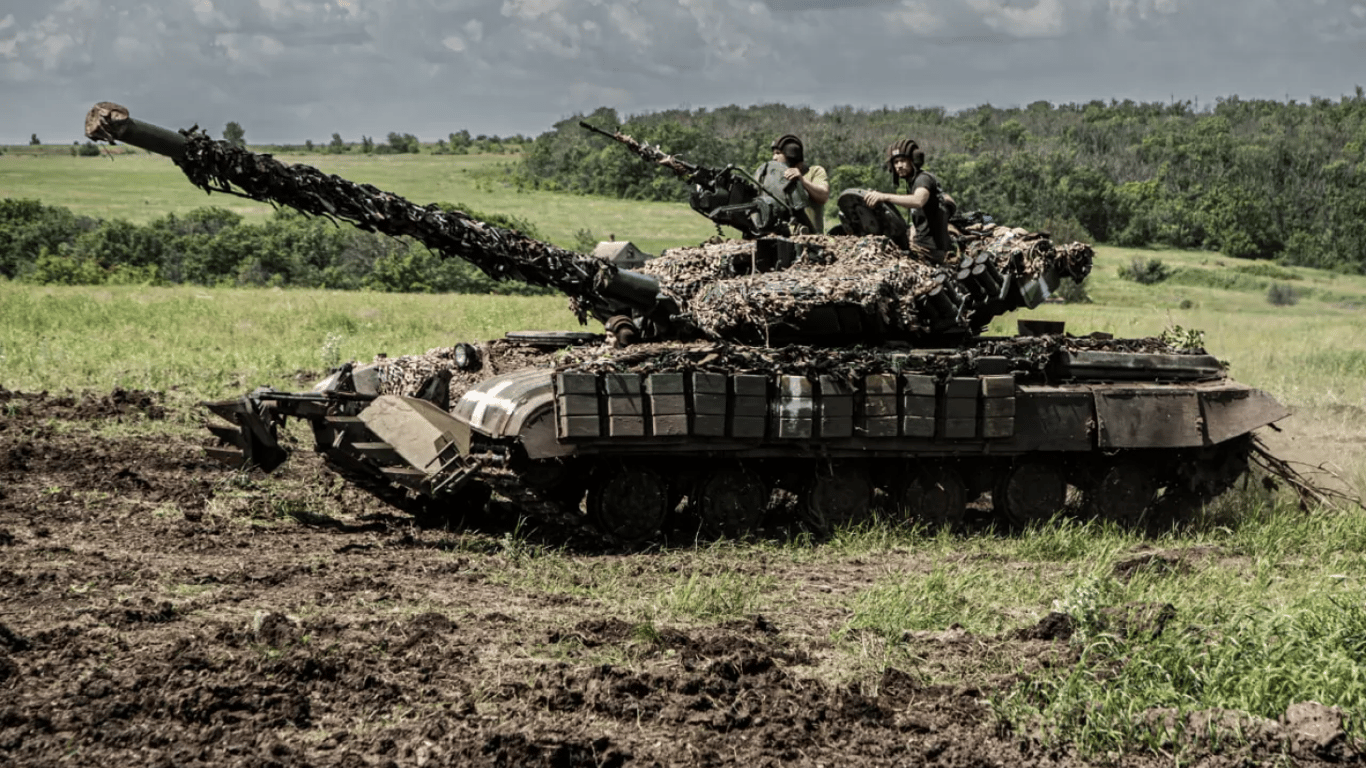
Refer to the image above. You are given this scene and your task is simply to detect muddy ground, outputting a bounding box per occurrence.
[0,388,1358,767]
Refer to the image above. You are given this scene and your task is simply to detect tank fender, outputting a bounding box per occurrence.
[1200,384,1289,445]
[452,369,574,459]
[1094,383,1288,449]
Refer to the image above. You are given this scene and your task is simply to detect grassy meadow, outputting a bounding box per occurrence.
[0,147,717,254]
[4,147,1366,756]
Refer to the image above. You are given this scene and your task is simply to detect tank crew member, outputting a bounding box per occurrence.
[756,134,829,234]
[863,140,952,261]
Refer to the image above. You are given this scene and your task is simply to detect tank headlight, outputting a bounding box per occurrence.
[453,343,480,371]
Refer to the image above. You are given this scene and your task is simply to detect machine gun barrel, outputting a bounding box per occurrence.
[84,102,675,334]
[579,121,705,180]
[580,121,806,238]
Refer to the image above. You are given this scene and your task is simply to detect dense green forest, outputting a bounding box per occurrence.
[521,93,1366,273]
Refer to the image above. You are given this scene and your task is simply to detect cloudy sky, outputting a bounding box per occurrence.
[3,0,1364,146]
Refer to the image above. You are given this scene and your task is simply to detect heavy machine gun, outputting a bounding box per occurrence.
[580,122,813,238]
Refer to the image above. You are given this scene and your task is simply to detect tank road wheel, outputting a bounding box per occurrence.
[1148,436,1256,532]
[587,463,669,544]
[520,459,587,516]
[895,465,967,533]
[695,467,768,539]
[805,463,874,533]
[993,458,1066,529]
[1085,460,1158,530]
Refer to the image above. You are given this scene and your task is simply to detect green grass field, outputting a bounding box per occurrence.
[0,147,716,254]
[4,148,1366,755]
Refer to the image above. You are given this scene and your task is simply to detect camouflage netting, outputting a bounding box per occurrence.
[644,235,941,343]
[640,226,1093,344]
[553,334,1200,383]
[364,334,1211,405]
[84,104,613,324]
[370,340,561,402]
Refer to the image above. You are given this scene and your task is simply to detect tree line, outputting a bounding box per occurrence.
[0,198,550,294]
[217,121,531,156]
[8,94,1365,290]
[518,93,1366,273]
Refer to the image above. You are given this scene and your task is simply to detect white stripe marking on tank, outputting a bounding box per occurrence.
[466,379,520,427]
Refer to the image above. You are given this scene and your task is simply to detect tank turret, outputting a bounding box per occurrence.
[87,102,1090,347]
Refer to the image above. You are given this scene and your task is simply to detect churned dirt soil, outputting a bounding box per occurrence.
[0,388,1358,767]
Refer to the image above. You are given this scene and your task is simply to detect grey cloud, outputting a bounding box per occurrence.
[1,0,1361,145]
[758,0,898,9]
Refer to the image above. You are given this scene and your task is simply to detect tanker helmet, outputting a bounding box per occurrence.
[886,138,919,166]
[771,134,804,166]
[887,138,921,184]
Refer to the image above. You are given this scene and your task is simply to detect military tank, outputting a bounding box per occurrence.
[85,102,1290,541]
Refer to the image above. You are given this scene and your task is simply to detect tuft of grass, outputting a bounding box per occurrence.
[656,571,775,621]
[843,565,1033,639]
[1053,276,1093,303]
[1235,262,1301,281]
[1012,515,1131,563]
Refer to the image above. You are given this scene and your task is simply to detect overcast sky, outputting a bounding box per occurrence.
[3,0,1364,146]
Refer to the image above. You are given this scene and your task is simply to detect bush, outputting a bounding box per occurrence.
[0,199,98,279]
[1267,282,1299,306]
[573,228,598,253]
[20,248,107,285]
[1117,256,1173,284]
[1053,277,1092,303]
[1041,217,1093,245]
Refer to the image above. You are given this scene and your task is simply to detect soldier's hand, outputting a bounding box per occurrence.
[863,191,886,206]
[783,167,802,181]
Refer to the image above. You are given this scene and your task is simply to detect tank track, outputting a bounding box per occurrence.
[478,467,597,534]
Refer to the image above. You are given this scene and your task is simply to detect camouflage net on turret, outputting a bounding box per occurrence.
[639,224,1093,343]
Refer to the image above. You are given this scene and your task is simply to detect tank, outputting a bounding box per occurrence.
[85,102,1290,541]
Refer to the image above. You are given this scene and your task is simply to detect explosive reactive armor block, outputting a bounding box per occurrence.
[551,370,1019,443]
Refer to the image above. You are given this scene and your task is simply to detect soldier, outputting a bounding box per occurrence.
[863,140,953,261]
[756,134,830,234]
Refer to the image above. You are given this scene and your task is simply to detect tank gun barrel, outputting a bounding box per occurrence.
[84,102,675,336]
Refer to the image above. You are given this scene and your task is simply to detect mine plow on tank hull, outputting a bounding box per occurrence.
[202,329,1289,541]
